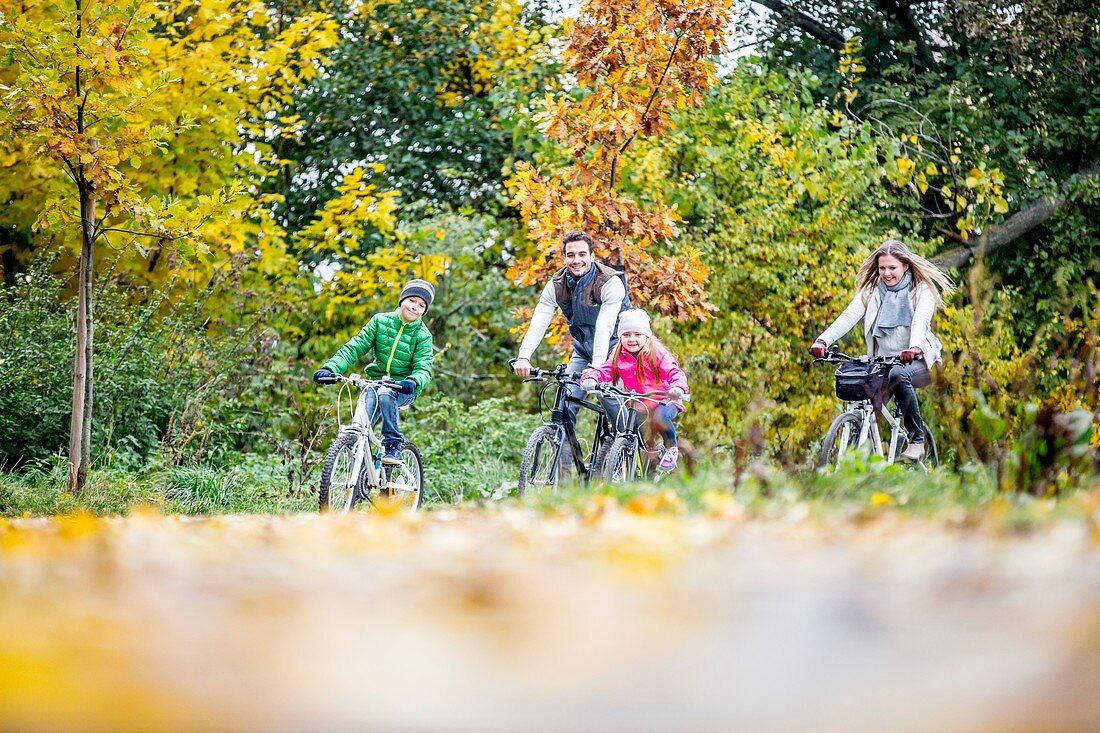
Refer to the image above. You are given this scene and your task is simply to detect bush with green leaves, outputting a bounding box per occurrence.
[0,259,304,470]
[407,395,539,504]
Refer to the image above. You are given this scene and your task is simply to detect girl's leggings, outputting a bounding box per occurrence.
[600,399,680,447]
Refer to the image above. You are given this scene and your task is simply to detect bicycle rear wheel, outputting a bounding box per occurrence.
[598,435,639,484]
[376,441,424,511]
[518,425,563,496]
[319,431,362,513]
[817,413,863,472]
[909,427,940,472]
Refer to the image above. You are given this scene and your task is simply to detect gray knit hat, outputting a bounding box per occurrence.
[399,278,435,309]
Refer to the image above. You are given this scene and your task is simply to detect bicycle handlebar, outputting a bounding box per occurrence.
[325,373,405,390]
[508,358,577,384]
[811,344,905,367]
[585,382,691,403]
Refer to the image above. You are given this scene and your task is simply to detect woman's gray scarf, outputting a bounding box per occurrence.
[872,270,914,339]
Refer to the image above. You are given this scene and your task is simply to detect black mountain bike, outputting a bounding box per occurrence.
[512,362,611,496]
[588,383,688,483]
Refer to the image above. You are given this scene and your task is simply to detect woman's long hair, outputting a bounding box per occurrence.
[855,239,955,307]
[608,334,675,387]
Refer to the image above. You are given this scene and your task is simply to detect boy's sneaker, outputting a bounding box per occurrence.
[658,446,679,472]
[381,443,403,465]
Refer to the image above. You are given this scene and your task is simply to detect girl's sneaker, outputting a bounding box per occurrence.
[658,446,679,472]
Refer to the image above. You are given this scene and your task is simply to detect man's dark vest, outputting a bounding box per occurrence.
[551,261,631,362]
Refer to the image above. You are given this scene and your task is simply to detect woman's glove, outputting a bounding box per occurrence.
[899,348,923,364]
[580,378,597,392]
[667,387,684,400]
[809,340,827,359]
[313,368,338,384]
[394,378,418,394]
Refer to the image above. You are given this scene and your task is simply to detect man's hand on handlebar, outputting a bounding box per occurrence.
[511,357,532,379]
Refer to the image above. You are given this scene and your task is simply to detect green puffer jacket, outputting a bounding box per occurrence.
[323,311,434,396]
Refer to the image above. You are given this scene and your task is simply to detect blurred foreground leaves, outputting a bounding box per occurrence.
[2,500,1100,732]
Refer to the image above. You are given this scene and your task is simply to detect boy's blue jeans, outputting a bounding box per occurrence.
[363,386,416,448]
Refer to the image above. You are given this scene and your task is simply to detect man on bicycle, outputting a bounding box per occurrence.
[312,279,435,464]
[511,230,631,424]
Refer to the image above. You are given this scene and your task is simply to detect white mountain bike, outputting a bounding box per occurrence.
[318,375,424,512]
[813,346,939,472]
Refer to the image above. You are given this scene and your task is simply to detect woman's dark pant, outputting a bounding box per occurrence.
[599,398,679,447]
[887,361,932,443]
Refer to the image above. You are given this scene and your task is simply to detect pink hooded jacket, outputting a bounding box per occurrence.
[581,345,690,412]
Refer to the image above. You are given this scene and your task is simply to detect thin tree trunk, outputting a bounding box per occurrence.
[80,154,96,484]
[69,1,95,493]
[68,179,94,492]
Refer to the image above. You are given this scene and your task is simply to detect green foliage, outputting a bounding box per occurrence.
[0,258,306,469]
[272,0,560,232]
[0,267,73,467]
[0,453,314,516]
[409,395,539,504]
[620,66,884,450]
[403,213,533,400]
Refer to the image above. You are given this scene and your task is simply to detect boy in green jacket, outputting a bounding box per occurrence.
[313,279,435,464]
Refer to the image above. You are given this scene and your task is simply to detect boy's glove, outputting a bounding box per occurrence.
[313,368,338,384]
[809,340,827,359]
[667,387,684,400]
[394,378,418,394]
[580,378,597,392]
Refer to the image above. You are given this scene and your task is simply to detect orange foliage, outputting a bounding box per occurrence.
[507,0,731,321]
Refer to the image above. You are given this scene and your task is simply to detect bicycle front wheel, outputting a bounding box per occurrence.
[518,425,563,497]
[319,431,362,513]
[599,435,639,484]
[818,413,863,472]
[377,441,424,511]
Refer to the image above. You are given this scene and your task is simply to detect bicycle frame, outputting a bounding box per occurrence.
[836,399,908,464]
[535,369,609,478]
[815,346,929,467]
[333,375,404,496]
[590,384,686,479]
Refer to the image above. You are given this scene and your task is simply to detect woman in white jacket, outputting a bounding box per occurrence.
[810,239,955,461]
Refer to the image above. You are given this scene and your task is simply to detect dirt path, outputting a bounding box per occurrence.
[2,506,1099,732]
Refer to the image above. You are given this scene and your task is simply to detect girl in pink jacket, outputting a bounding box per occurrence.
[580,309,689,471]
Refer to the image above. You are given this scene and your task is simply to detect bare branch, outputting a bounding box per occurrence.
[933,161,1100,269]
[99,227,193,241]
[750,0,845,50]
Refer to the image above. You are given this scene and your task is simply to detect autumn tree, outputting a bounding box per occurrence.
[0,0,334,489]
[507,0,733,328]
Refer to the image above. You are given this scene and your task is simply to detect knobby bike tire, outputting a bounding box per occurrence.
[913,427,940,471]
[378,440,424,511]
[599,435,639,483]
[319,431,362,513]
[818,413,863,471]
[517,425,563,497]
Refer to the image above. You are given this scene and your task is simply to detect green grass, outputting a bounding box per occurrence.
[0,453,315,516]
[3,445,1098,527]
